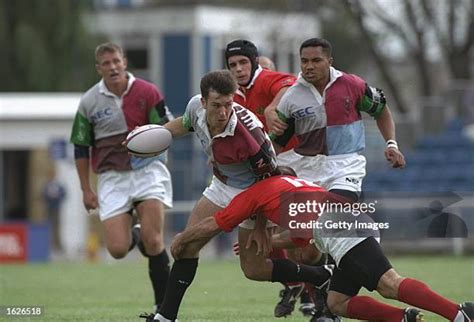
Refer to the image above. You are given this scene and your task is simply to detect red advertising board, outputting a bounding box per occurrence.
[0,224,28,263]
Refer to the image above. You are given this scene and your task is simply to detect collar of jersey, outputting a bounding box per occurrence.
[99,72,136,98]
[296,66,342,89]
[244,65,263,89]
[196,105,238,139]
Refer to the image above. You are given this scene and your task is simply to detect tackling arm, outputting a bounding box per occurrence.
[171,216,222,259]
[271,230,297,249]
[264,87,290,135]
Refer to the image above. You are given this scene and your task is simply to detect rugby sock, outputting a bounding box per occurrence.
[398,278,458,319]
[347,296,403,320]
[270,259,330,286]
[269,249,300,287]
[149,250,170,308]
[159,258,198,320]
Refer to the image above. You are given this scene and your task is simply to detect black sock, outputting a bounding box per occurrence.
[271,259,330,287]
[159,258,198,320]
[149,250,171,308]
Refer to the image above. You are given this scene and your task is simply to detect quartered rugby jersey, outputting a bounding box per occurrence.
[233,66,298,152]
[70,73,173,173]
[275,67,372,156]
[182,95,277,189]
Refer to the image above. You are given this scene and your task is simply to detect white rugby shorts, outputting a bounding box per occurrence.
[282,151,366,193]
[203,176,277,230]
[97,160,173,221]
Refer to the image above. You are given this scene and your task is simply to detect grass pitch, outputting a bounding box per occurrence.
[1,256,473,321]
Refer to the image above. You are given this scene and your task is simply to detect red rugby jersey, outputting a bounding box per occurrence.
[214,175,328,246]
[234,68,297,152]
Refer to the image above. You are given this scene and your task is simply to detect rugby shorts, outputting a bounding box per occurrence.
[285,151,366,193]
[97,160,172,221]
[328,236,392,296]
[203,176,277,230]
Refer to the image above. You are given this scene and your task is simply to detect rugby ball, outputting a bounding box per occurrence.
[126,124,172,157]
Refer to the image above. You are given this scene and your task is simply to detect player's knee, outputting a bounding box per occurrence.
[326,292,349,316]
[377,269,403,299]
[141,233,165,256]
[326,298,344,316]
[240,262,266,281]
[107,245,128,259]
[242,267,266,281]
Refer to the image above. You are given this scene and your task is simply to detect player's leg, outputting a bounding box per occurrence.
[157,196,222,321]
[97,167,138,258]
[133,160,173,312]
[325,244,414,321]
[102,213,134,258]
[238,226,332,286]
[296,247,335,319]
[271,246,305,318]
[136,199,169,312]
[377,268,471,320]
[273,245,324,318]
[327,291,418,321]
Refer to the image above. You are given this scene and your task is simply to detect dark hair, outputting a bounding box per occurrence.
[200,70,237,99]
[95,42,124,62]
[299,38,332,57]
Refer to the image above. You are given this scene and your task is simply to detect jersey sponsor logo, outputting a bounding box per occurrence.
[91,107,113,123]
[291,106,316,119]
[345,177,360,185]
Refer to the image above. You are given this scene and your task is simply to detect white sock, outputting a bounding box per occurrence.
[154,313,174,322]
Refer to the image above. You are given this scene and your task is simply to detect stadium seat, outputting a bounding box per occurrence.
[366,118,474,193]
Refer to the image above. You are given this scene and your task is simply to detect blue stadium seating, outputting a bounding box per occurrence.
[364,119,474,192]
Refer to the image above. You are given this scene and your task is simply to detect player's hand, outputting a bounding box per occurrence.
[122,126,139,147]
[264,109,287,136]
[82,189,99,212]
[385,147,406,168]
[245,226,273,256]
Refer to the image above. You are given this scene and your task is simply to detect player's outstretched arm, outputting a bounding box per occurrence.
[171,217,222,260]
[164,116,190,138]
